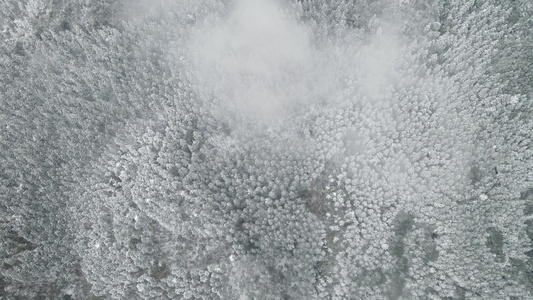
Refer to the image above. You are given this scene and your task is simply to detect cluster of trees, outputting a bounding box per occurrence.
[1,0,532,299]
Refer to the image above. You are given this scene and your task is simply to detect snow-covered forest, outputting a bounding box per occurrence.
[1,0,532,299]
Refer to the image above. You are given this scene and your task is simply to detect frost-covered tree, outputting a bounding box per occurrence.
[1,0,532,299]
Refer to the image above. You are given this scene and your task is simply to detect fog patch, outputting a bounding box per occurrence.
[189,0,405,129]
[355,23,402,100]
[190,0,320,123]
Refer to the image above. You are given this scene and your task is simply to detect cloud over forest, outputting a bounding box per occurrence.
[1,0,532,299]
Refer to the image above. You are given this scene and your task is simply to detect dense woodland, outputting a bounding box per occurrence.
[1,0,533,299]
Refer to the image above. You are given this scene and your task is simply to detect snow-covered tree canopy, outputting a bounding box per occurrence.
[1,0,532,299]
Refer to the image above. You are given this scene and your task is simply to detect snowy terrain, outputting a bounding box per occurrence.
[1,0,533,299]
